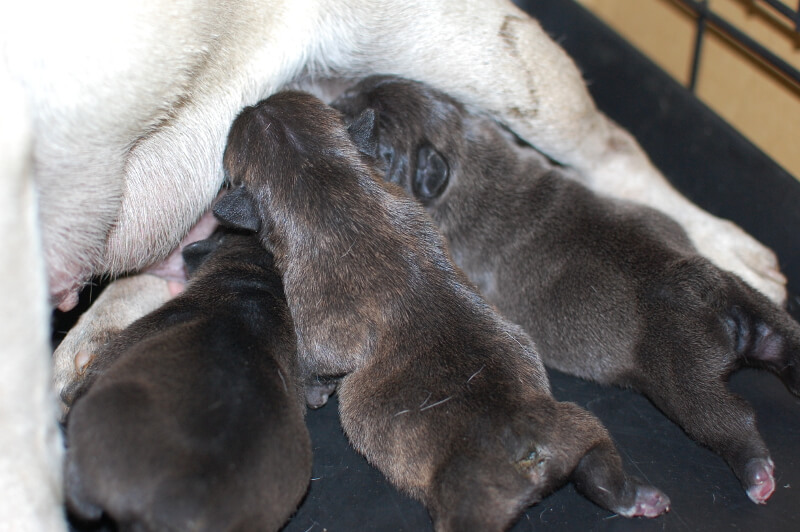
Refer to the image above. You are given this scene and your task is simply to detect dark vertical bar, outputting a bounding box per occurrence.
[688,0,708,92]
[796,0,800,31]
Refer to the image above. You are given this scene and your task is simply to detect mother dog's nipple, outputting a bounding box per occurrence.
[55,290,80,312]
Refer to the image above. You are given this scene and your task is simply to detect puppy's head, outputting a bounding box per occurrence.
[217,92,334,234]
[333,76,468,205]
[181,229,228,277]
[223,92,355,187]
[216,91,381,235]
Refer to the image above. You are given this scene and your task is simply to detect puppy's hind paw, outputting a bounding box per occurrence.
[745,458,775,504]
[617,485,670,518]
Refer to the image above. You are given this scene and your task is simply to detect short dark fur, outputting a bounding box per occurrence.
[333,75,800,504]
[63,231,311,531]
[215,91,670,531]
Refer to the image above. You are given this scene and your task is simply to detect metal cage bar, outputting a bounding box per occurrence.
[758,0,800,30]
[672,0,800,91]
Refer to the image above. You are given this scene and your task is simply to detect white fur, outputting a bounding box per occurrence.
[0,0,786,528]
[0,69,65,531]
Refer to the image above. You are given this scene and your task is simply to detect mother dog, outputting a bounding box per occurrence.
[0,0,787,530]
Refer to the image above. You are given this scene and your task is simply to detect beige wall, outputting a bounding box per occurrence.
[575,0,800,181]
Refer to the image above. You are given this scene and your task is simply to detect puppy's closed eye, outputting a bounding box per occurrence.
[414,144,449,200]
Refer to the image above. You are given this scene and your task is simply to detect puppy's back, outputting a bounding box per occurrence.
[65,232,310,532]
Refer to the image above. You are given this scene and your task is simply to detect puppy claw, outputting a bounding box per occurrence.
[618,486,670,518]
[73,350,95,376]
[745,458,775,504]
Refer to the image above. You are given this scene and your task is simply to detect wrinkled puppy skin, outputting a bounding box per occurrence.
[63,230,310,532]
[215,91,669,531]
[333,75,800,505]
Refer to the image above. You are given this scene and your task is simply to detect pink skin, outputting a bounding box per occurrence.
[746,458,776,504]
[52,262,91,311]
[630,487,671,518]
[617,486,671,518]
[143,210,219,296]
[55,288,81,313]
[53,200,222,311]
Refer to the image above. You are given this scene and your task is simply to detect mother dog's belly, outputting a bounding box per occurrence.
[14,0,319,308]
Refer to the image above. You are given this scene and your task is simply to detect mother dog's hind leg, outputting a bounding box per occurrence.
[334,0,785,303]
[0,74,66,531]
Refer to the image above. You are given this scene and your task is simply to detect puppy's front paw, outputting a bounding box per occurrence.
[304,379,339,409]
[52,275,172,418]
[688,216,786,305]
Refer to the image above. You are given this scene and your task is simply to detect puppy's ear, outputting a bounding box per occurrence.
[413,144,449,200]
[182,238,221,277]
[213,187,262,232]
[347,108,378,158]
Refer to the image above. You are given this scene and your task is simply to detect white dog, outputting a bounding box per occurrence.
[0,0,786,529]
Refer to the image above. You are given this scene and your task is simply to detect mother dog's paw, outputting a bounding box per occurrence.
[687,215,786,305]
[52,275,172,419]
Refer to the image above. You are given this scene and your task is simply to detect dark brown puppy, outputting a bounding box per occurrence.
[332,75,800,505]
[214,91,670,531]
[63,230,311,532]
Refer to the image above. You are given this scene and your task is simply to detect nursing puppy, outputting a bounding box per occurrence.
[332,75,800,506]
[214,91,670,531]
[63,230,310,532]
